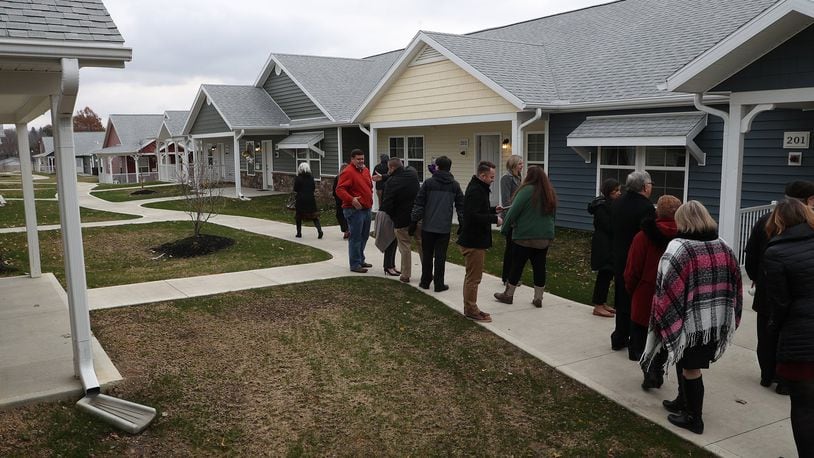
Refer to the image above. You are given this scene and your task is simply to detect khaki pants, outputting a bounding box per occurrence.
[395,227,413,279]
[459,246,486,316]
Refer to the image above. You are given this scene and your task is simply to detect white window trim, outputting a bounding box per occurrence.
[244,140,256,176]
[525,129,548,172]
[388,135,425,181]
[296,147,322,181]
[596,146,689,202]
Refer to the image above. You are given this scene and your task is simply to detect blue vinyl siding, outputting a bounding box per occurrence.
[740,109,814,207]
[189,102,229,135]
[687,111,724,220]
[713,25,814,92]
[262,71,324,120]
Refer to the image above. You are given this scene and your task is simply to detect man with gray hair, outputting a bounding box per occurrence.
[610,171,656,357]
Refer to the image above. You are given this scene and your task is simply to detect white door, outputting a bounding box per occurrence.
[263,140,274,190]
[476,134,501,206]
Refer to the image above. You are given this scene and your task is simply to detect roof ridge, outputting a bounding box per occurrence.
[202,84,258,89]
[465,0,625,36]
[273,52,377,63]
[423,30,551,48]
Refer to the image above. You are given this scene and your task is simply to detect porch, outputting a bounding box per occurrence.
[0,274,120,409]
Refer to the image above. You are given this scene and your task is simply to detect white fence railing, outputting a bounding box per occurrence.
[107,172,160,185]
[737,201,777,264]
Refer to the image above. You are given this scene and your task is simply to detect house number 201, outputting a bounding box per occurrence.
[783,131,810,149]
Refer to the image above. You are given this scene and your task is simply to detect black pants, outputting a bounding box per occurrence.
[756,312,778,383]
[630,322,647,361]
[501,229,514,283]
[507,243,549,287]
[788,379,814,457]
[611,271,632,349]
[296,216,322,236]
[592,269,613,305]
[383,240,397,270]
[334,198,348,232]
[420,231,450,287]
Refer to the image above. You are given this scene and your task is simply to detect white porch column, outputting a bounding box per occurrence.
[51,58,98,389]
[233,132,243,198]
[368,127,378,210]
[719,102,746,249]
[16,122,41,278]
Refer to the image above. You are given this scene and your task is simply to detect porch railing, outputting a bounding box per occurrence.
[737,201,777,264]
[109,172,159,185]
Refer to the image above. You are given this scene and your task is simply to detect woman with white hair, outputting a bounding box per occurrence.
[640,200,742,435]
[293,162,323,239]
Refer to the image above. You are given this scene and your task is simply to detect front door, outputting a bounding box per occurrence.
[476,134,501,206]
[263,140,274,190]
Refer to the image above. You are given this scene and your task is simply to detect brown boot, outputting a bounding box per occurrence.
[494,283,517,304]
[532,286,545,307]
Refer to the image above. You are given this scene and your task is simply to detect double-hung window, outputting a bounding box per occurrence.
[388,136,424,181]
[296,143,322,179]
[598,146,687,201]
[526,132,546,169]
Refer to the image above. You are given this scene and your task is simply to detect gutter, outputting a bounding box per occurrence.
[519,108,543,130]
[524,94,730,113]
[358,124,371,136]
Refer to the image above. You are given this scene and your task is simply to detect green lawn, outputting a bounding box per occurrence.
[0,200,139,228]
[0,278,708,456]
[92,180,169,190]
[0,221,330,287]
[0,188,58,199]
[90,185,190,202]
[145,194,340,227]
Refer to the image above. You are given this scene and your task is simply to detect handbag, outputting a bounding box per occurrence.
[285,192,296,211]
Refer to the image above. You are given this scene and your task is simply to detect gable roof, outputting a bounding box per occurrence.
[98,114,163,155]
[182,85,290,135]
[355,0,780,120]
[162,110,189,137]
[254,51,400,122]
[38,132,105,157]
[666,0,814,92]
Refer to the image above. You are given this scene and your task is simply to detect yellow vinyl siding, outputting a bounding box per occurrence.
[365,59,518,123]
[378,122,512,180]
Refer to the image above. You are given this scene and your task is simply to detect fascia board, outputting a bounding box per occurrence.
[567,136,688,147]
[352,31,425,123]
[0,38,132,67]
[253,52,276,87]
[525,94,730,112]
[665,0,814,93]
[267,55,336,123]
[180,86,208,136]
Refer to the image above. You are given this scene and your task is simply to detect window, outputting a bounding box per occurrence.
[296,144,322,179]
[389,136,424,181]
[527,132,546,167]
[244,141,255,176]
[597,145,687,202]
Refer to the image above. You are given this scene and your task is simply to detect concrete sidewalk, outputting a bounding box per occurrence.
[6,184,797,457]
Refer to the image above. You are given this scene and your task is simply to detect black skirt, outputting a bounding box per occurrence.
[678,342,718,370]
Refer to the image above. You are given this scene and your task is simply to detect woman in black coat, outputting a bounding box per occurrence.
[763,199,814,457]
[588,178,620,318]
[293,162,323,239]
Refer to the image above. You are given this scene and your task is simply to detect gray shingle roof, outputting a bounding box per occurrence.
[276,131,324,150]
[273,51,400,122]
[163,110,189,137]
[419,0,779,106]
[0,0,124,43]
[38,132,104,156]
[568,112,707,139]
[98,114,163,155]
[202,85,290,129]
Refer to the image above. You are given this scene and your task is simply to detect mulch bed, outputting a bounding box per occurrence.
[152,234,235,258]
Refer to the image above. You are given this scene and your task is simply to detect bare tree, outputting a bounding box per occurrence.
[177,162,224,238]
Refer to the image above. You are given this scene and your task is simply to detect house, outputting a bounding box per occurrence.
[155,110,192,183]
[181,51,398,198]
[351,0,814,260]
[96,114,164,184]
[35,132,105,175]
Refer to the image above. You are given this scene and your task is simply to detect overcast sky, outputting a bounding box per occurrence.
[26,0,615,129]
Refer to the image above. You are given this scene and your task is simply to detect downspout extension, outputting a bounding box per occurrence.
[357,123,371,136]
[693,93,728,123]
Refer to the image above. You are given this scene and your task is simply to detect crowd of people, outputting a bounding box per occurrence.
[320,149,814,453]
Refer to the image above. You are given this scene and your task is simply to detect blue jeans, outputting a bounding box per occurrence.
[343,208,371,269]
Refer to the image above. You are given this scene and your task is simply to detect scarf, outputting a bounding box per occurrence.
[640,232,743,374]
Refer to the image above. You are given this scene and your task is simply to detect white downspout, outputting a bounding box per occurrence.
[51,58,99,393]
[234,129,246,199]
[519,108,543,130]
[516,108,543,174]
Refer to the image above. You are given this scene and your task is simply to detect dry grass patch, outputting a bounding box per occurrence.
[0,278,710,456]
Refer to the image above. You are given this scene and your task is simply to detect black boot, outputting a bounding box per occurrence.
[314,219,323,239]
[295,218,302,238]
[663,368,686,413]
[668,376,704,434]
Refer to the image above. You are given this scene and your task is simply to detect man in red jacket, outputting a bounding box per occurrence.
[335,149,374,273]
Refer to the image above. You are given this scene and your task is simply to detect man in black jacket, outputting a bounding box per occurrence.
[745,180,814,394]
[380,158,421,282]
[457,161,503,323]
[610,171,655,357]
[410,155,464,292]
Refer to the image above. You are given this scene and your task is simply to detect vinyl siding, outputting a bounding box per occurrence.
[376,121,512,184]
[713,25,814,92]
[687,112,724,220]
[262,71,324,120]
[364,58,517,123]
[190,103,230,135]
[548,112,598,231]
[320,128,339,177]
[740,109,814,207]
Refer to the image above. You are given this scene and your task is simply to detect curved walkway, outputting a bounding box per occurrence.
[6,183,797,457]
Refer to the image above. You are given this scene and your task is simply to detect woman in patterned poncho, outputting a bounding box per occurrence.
[640,200,743,435]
